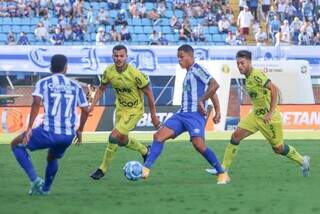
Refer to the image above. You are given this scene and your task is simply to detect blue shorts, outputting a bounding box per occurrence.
[163,112,206,139]
[27,126,75,159]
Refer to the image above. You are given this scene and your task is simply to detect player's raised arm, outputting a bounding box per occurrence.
[210,93,221,124]
[198,78,220,116]
[143,85,161,129]
[264,80,278,124]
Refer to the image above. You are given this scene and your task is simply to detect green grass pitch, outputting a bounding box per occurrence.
[0,131,319,214]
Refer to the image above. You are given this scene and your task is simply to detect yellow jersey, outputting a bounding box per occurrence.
[101,64,149,112]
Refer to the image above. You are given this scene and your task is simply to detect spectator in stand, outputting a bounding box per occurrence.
[179,23,192,41]
[290,17,303,44]
[277,0,287,22]
[110,25,121,42]
[73,25,84,42]
[249,0,258,21]
[159,32,169,45]
[202,10,216,26]
[275,28,291,46]
[193,24,206,42]
[137,2,147,18]
[237,5,254,40]
[17,0,26,17]
[108,0,121,10]
[225,31,237,45]
[157,1,166,17]
[72,0,84,18]
[149,30,161,45]
[281,20,290,40]
[115,9,128,26]
[302,0,314,21]
[120,25,132,41]
[298,29,311,45]
[17,32,30,45]
[218,15,231,33]
[129,1,138,18]
[50,27,64,45]
[266,5,277,27]
[285,1,296,23]
[314,32,320,45]
[86,6,94,25]
[255,26,267,45]
[270,15,281,45]
[225,8,236,25]
[235,29,245,45]
[239,0,247,11]
[7,0,17,17]
[57,15,67,31]
[148,8,160,24]
[35,21,48,41]
[96,27,106,46]
[64,24,73,41]
[97,9,110,26]
[262,0,271,20]
[171,15,182,33]
[7,32,16,45]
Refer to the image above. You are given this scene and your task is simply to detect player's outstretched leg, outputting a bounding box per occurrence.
[273,144,310,176]
[90,135,118,180]
[192,137,229,184]
[11,133,40,194]
[142,127,174,179]
[125,137,149,162]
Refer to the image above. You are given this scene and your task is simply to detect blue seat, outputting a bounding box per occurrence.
[134,26,143,34]
[21,25,31,33]
[143,26,153,34]
[91,2,100,10]
[162,26,171,33]
[11,25,21,33]
[205,34,212,42]
[175,10,184,18]
[3,17,12,25]
[209,26,218,34]
[30,18,40,25]
[203,27,209,34]
[131,34,138,41]
[212,34,222,42]
[132,18,141,26]
[2,25,11,33]
[153,26,161,32]
[166,34,174,42]
[109,10,118,18]
[165,10,173,18]
[221,33,227,42]
[127,26,134,32]
[12,17,22,25]
[145,3,154,10]
[0,33,7,42]
[138,34,148,42]
[160,18,169,26]
[21,18,31,25]
[141,18,152,26]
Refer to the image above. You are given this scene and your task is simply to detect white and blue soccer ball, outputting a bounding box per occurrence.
[123,161,143,181]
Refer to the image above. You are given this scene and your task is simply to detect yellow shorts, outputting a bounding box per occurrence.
[238,111,283,147]
[114,109,143,135]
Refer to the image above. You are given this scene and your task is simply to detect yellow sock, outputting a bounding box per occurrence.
[99,143,118,173]
[286,145,304,166]
[126,137,148,155]
[222,143,239,170]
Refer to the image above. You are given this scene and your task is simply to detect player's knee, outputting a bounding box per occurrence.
[153,131,163,142]
[230,134,241,145]
[192,140,206,153]
[10,135,22,149]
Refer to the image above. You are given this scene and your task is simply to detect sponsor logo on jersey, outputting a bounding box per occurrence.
[118,99,138,107]
[115,87,132,94]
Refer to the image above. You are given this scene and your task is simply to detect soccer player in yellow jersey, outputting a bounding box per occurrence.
[89,45,160,180]
[207,50,310,179]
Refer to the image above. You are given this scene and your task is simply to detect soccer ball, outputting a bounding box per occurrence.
[123,161,143,181]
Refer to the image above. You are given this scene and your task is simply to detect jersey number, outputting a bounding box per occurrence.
[51,93,74,117]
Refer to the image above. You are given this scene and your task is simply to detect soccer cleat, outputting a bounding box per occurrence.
[142,145,151,163]
[217,172,230,185]
[301,155,310,177]
[28,177,45,196]
[142,167,150,179]
[90,168,105,180]
[205,166,227,175]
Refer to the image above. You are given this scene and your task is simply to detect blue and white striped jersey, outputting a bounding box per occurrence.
[180,63,213,113]
[32,73,88,135]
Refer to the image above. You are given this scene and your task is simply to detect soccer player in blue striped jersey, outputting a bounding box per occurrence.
[11,54,89,195]
[142,44,230,184]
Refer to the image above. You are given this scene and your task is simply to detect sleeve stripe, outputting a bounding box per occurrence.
[138,82,150,89]
[263,79,271,87]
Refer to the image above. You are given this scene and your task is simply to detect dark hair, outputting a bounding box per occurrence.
[177,44,194,53]
[112,44,127,53]
[236,50,252,60]
[50,54,67,73]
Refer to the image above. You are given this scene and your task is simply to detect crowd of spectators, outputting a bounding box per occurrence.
[0,0,319,46]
